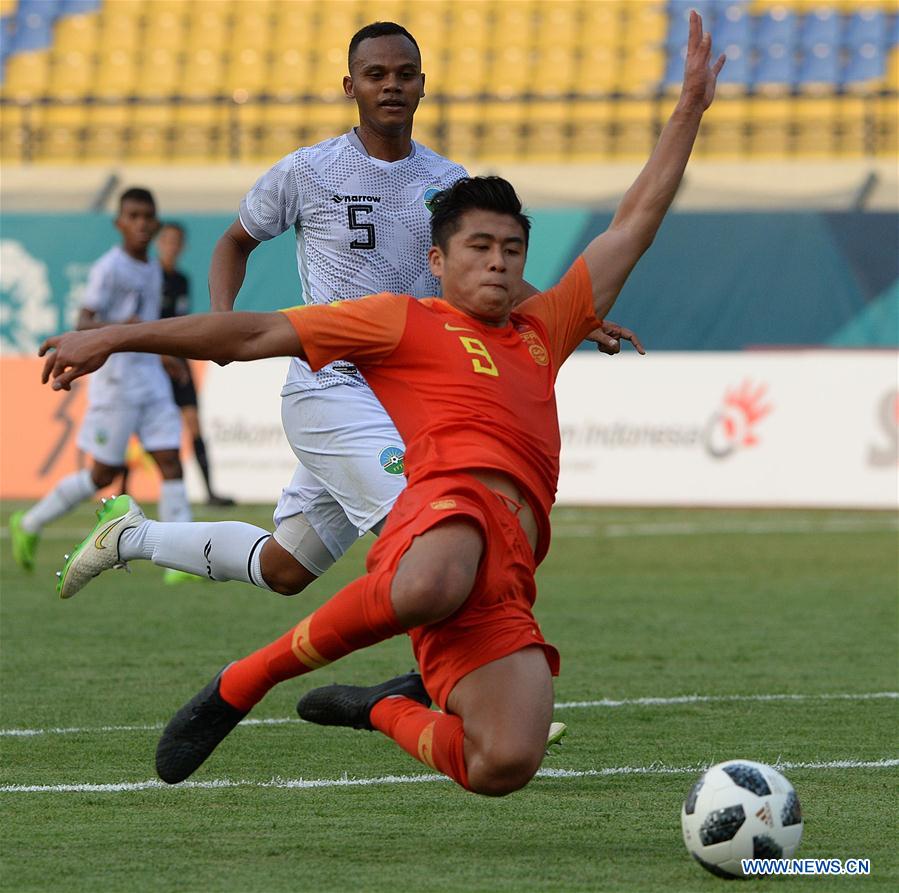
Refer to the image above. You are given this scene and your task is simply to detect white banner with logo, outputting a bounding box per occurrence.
[200,352,898,509]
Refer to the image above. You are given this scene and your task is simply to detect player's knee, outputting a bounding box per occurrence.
[260,552,318,596]
[90,465,120,489]
[467,741,543,797]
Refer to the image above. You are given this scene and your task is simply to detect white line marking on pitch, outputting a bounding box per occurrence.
[1,759,896,795]
[2,692,895,739]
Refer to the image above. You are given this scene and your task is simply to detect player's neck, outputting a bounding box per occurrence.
[354,124,413,163]
[122,244,149,263]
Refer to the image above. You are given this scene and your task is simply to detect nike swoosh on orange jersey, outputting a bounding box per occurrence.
[444,323,476,332]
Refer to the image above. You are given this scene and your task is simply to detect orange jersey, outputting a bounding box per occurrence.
[281,257,600,562]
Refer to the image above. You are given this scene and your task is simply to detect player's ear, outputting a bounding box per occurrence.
[428,244,444,278]
[343,75,354,99]
[420,72,426,98]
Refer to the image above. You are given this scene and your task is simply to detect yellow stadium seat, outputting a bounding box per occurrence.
[622,2,667,45]
[525,100,572,161]
[52,13,100,53]
[144,9,188,54]
[570,100,615,159]
[619,45,666,97]
[792,96,839,156]
[269,49,313,98]
[137,49,182,98]
[614,99,659,157]
[181,50,226,98]
[129,104,175,163]
[35,105,84,163]
[697,98,749,158]
[581,1,624,47]
[887,48,899,91]
[98,8,142,52]
[261,101,304,156]
[444,45,489,98]
[874,96,896,157]
[493,1,536,54]
[226,48,269,97]
[173,102,228,161]
[480,100,527,160]
[489,45,531,98]
[447,1,490,48]
[307,46,350,101]
[48,51,95,101]
[576,45,620,96]
[0,103,27,164]
[186,5,231,53]
[749,98,793,157]
[296,100,357,144]
[0,0,17,18]
[533,45,579,97]
[411,98,442,148]
[2,50,51,101]
[445,100,482,162]
[835,95,871,157]
[94,50,138,98]
[271,2,316,53]
[84,104,129,162]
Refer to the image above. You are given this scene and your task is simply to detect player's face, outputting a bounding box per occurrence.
[344,35,425,134]
[429,210,528,327]
[116,200,158,256]
[157,226,184,266]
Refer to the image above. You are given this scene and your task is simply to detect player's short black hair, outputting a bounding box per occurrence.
[430,177,531,252]
[118,187,156,211]
[348,22,420,69]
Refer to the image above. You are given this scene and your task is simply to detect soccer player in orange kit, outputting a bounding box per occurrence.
[41,13,723,797]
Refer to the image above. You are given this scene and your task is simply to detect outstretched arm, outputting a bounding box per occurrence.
[208,218,260,312]
[583,11,724,320]
[40,311,303,392]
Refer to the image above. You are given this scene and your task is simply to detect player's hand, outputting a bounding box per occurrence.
[585,320,646,356]
[681,11,726,112]
[39,330,112,391]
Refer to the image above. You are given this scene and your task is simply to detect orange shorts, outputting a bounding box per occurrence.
[365,474,560,711]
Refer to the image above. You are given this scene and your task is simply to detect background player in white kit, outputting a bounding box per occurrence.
[10,189,193,576]
[55,24,640,600]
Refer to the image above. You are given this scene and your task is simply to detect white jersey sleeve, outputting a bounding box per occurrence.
[81,252,115,314]
[239,153,302,242]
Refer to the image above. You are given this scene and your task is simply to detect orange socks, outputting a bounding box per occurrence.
[370,696,471,791]
[219,574,403,711]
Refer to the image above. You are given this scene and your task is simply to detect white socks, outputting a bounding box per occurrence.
[119,519,272,589]
[21,469,96,533]
[159,478,192,523]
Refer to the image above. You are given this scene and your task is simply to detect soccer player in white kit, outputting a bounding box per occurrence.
[54,24,640,600]
[10,189,193,574]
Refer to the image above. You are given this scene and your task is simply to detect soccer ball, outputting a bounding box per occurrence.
[681,760,803,878]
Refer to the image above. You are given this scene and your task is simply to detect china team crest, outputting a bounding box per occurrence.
[379,446,405,475]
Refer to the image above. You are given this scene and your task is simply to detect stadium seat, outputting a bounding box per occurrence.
[269,49,312,99]
[524,100,572,160]
[94,49,137,98]
[696,97,749,157]
[488,45,530,98]
[798,40,841,92]
[7,0,57,54]
[1,48,50,99]
[84,103,129,161]
[181,50,226,98]
[665,1,717,50]
[620,45,666,97]
[51,11,98,53]
[613,99,659,157]
[835,95,870,156]
[715,44,751,94]
[444,101,482,161]
[173,102,228,161]
[844,9,888,48]
[582,1,622,49]
[714,2,752,52]
[481,100,527,160]
[842,41,887,89]
[754,8,798,47]
[48,48,93,100]
[792,95,839,156]
[798,7,841,50]
[36,103,84,162]
[493,1,536,55]
[569,100,614,159]
[748,98,792,156]
[753,41,799,93]
[98,8,141,53]
[138,48,182,98]
[0,102,27,162]
[577,44,620,95]
[533,45,579,97]
[874,95,896,157]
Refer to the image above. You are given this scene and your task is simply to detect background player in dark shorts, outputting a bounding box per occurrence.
[157,223,235,507]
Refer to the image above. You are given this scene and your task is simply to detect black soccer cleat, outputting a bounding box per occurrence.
[155,667,247,784]
[297,671,431,731]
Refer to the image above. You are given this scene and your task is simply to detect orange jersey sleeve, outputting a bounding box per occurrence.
[280,292,410,370]
[517,257,602,366]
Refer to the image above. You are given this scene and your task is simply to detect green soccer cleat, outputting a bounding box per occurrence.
[545,721,568,755]
[56,495,145,600]
[163,568,205,585]
[9,511,40,572]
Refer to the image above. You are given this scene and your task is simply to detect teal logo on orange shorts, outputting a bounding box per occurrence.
[379,446,405,475]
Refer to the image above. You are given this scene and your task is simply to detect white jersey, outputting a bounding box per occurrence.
[239,129,467,393]
[81,246,171,406]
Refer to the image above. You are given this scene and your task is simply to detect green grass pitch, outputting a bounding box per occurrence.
[1,501,896,892]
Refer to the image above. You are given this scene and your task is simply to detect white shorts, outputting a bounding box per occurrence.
[77,396,182,467]
[274,385,407,561]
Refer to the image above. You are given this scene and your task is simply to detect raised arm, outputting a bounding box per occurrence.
[40,311,303,392]
[583,11,724,320]
[208,218,261,312]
